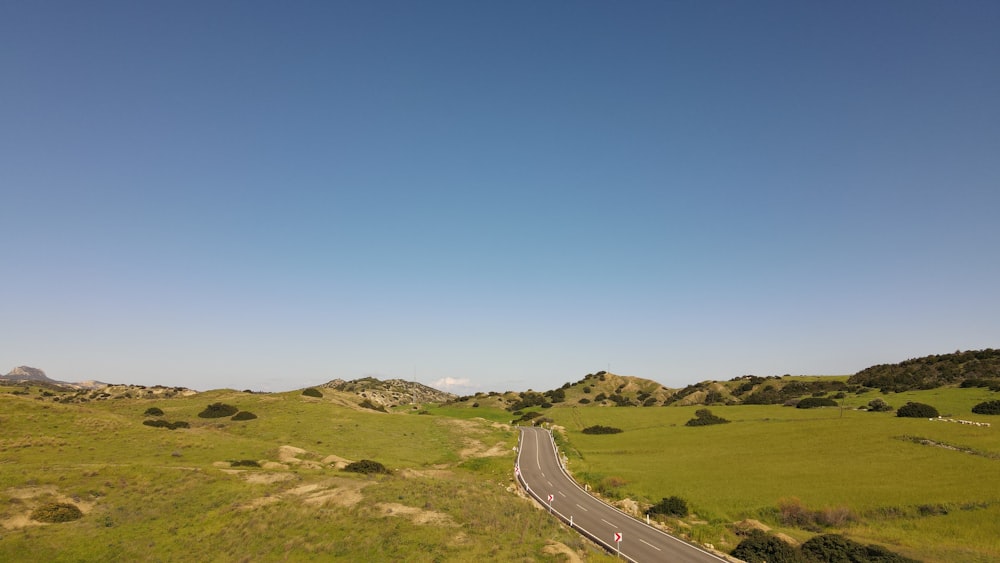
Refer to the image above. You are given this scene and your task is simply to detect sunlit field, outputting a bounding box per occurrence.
[541,386,1000,562]
[0,387,614,562]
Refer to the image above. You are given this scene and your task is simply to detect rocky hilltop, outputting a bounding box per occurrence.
[2,366,108,389]
[3,366,55,382]
[322,377,456,407]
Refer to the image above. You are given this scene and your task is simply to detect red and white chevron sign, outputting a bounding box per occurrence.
[614,532,622,543]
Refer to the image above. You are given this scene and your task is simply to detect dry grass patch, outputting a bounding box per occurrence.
[375,502,457,526]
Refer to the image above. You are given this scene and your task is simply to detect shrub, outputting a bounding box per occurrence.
[685,408,730,426]
[731,530,802,563]
[230,459,261,467]
[896,402,939,418]
[301,387,323,398]
[142,419,188,430]
[31,502,83,523]
[867,398,893,412]
[800,534,917,563]
[581,425,623,435]
[143,419,171,428]
[231,411,257,421]
[796,397,838,409]
[649,496,688,517]
[578,398,591,404]
[198,402,239,418]
[143,407,164,417]
[971,400,1000,415]
[344,459,390,475]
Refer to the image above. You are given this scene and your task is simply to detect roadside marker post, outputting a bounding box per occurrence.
[614,532,622,558]
[547,494,554,512]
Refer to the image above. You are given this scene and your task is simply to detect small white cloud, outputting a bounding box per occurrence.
[433,377,471,389]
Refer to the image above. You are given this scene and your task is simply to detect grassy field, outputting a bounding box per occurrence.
[0,386,614,562]
[4,380,998,562]
[543,386,1000,562]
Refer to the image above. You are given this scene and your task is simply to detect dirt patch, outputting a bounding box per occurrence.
[321,454,352,469]
[243,472,297,485]
[2,485,95,530]
[542,540,583,562]
[277,445,308,462]
[376,502,457,526]
[399,468,454,479]
[235,477,371,511]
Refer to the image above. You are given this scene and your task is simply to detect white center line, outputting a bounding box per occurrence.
[639,539,662,551]
[558,491,567,497]
[575,504,589,512]
[601,518,613,526]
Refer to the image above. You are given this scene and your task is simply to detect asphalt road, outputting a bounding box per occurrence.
[516,426,728,563]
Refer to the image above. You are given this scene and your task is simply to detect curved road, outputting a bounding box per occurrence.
[516,426,728,563]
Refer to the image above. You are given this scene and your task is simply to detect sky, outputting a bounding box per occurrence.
[2,1,998,394]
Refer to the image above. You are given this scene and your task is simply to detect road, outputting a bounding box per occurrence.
[516,426,728,563]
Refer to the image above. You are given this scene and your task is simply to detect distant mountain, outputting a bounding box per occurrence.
[2,366,109,390]
[322,377,456,407]
[3,366,55,382]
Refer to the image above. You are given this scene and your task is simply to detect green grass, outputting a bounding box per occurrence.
[543,386,1000,561]
[0,386,598,561]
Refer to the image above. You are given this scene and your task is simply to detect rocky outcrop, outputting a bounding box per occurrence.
[322,377,455,407]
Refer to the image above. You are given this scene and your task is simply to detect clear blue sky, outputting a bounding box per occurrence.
[3,1,998,393]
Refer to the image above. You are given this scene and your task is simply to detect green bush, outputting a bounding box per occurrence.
[731,530,802,563]
[198,402,239,418]
[896,402,939,418]
[581,425,623,435]
[31,502,83,523]
[649,496,688,517]
[796,397,838,409]
[231,411,257,421]
[800,534,917,563]
[685,408,730,426]
[344,459,390,475]
[867,398,893,412]
[301,387,323,398]
[143,419,171,428]
[971,400,1000,415]
[578,398,591,404]
[142,419,188,430]
[143,407,164,416]
[230,459,261,467]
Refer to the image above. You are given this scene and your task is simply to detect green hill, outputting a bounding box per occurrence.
[848,349,1000,392]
